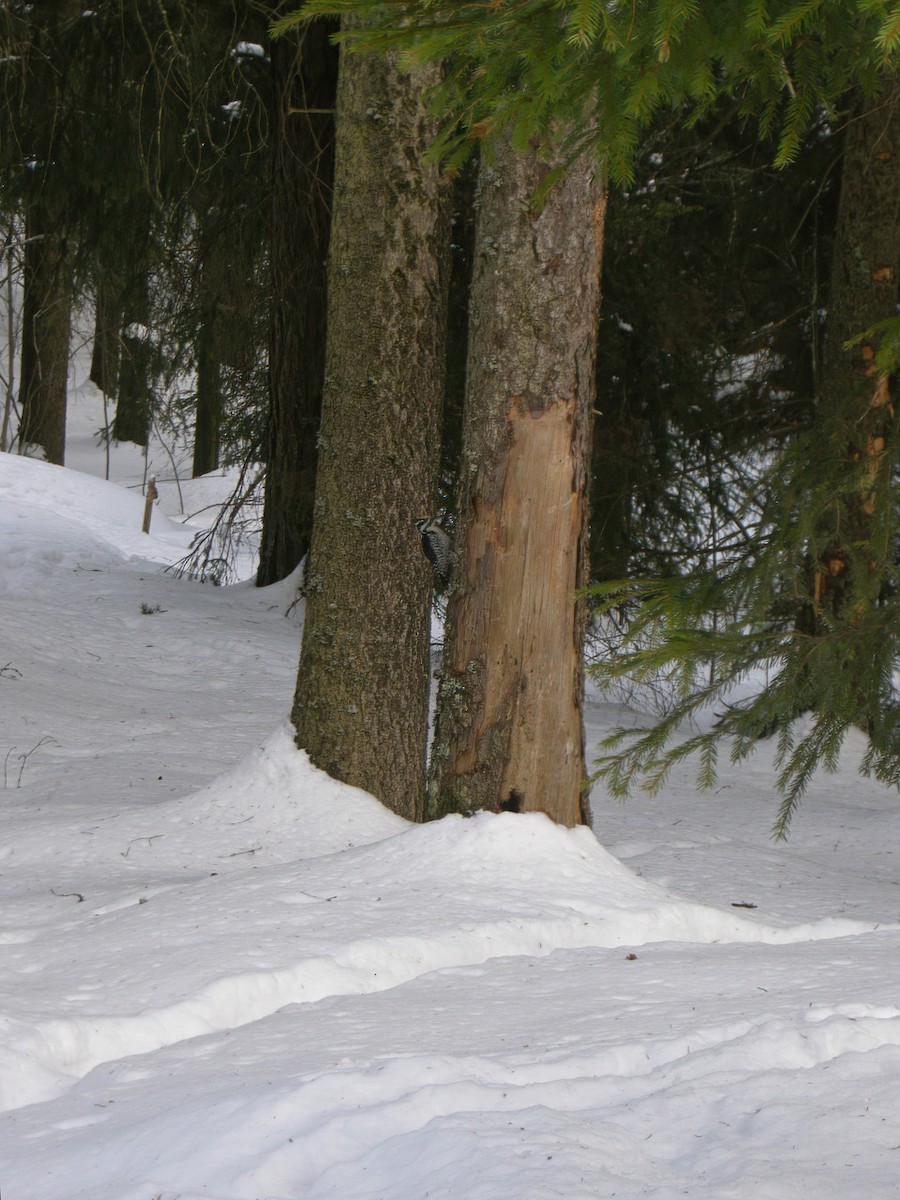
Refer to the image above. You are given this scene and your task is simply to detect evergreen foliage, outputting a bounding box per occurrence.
[591,298,900,837]
[591,76,899,839]
[592,105,839,582]
[590,398,900,840]
[283,0,900,181]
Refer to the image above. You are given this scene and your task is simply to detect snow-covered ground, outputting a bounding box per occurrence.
[1,380,899,1199]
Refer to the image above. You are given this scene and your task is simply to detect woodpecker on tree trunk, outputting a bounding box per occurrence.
[415,517,453,591]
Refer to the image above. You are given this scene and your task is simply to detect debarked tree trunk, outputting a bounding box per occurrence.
[427,132,606,827]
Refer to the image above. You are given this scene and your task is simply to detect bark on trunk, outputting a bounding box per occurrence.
[427,134,606,827]
[815,79,900,618]
[256,19,338,586]
[18,206,71,466]
[291,29,450,820]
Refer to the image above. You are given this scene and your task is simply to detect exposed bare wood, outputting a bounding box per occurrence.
[428,132,606,826]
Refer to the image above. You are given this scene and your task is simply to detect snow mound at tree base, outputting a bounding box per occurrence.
[1,726,891,1115]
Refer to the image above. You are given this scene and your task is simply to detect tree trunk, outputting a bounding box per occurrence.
[256,18,338,586]
[426,134,606,826]
[291,29,451,820]
[89,279,121,399]
[113,271,152,447]
[191,213,227,478]
[191,315,222,477]
[18,205,71,465]
[439,156,479,507]
[814,79,900,621]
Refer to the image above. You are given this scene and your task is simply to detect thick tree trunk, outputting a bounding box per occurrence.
[814,79,900,619]
[18,206,71,465]
[427,134,606,827]
[256,19,338,586]
[291,31,450,820]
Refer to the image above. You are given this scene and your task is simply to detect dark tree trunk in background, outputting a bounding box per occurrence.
[18,205,71,466]
[427,133,606,827]
[192,315,222,477]
[89,279,121,399]
[256,17,338,586]
[437,156,479,512]
[191,213,227,478]
[291,29,451,820]
[113,269,152,447]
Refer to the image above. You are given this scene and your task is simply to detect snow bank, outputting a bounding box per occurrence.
[0,450,193,585]
[1,725,890,1115]
[2,439,900,1200]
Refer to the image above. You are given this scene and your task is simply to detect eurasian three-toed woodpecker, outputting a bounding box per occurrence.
[415,518,453,591]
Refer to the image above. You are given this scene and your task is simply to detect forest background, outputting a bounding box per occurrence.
[2,0,899,837]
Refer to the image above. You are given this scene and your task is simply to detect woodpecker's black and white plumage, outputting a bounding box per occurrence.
[415,517,453,591]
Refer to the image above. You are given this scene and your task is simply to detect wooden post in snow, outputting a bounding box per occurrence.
[142,477,158,534]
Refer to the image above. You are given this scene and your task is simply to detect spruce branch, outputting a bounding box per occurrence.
[274,1,900,186]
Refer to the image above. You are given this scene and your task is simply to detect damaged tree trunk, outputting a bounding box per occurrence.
[427,133,606,826]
